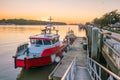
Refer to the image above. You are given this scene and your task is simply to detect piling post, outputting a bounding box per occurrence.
[99,33,103,53]
[91,27,98,60]
[87,25,93,57]
[98,31,103,62]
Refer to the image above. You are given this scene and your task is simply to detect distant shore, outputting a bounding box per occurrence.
[0,19,67,25]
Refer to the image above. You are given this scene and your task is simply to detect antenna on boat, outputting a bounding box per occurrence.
[41,16,58,34]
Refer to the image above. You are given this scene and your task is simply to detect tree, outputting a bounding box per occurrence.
[93,10,120,28]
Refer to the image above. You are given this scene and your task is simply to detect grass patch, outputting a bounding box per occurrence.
[115,31,120,34]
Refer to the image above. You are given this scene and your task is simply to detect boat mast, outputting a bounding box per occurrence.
[48,16,53,34]
[48,16,53,23]
[48,17,58,34]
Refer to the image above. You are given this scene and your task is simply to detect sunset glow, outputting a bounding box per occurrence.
[0,0,120,24]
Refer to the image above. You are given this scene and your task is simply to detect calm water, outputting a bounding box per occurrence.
[0,25,86,80]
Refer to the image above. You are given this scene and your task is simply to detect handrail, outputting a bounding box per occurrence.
[88,57,120,80]
[99,30,120,43]
[48,61,62,80]
[86,26,120,79]
[61,56,76,80]
[104,41,120,56]
[61,61,73,80]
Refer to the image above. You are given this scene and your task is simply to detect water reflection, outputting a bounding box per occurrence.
[17,63,57,80]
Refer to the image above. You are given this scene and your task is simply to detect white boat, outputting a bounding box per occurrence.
[13,18,68,69]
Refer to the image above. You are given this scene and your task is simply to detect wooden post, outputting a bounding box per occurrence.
[100,33,103,53]
[91,27,98,60]
[87,25,93,57]
[98,33,103,62]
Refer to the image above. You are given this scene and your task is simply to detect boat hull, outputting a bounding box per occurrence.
[16,56,51,69]
[14,46,66,69]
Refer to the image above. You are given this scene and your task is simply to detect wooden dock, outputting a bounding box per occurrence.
[49,37,91,80]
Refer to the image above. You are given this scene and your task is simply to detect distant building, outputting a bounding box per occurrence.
[111,22,120,31]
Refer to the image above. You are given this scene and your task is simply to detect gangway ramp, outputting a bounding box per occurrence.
[75,66,91,80]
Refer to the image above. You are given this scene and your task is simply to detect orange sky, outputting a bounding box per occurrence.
[0,0,120,24]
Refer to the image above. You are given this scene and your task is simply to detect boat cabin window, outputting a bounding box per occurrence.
[52,37,59,44]
[30,39,43,45]
[43,40,51,45]
[36,40,43,45]
[30,39,36,44]
[52,39,55,44]
[55,37,59,42]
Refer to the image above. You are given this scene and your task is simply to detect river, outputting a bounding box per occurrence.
[0,25,86,80]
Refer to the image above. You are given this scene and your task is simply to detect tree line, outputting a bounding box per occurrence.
[93,10,120,28]
[0,19,66,25]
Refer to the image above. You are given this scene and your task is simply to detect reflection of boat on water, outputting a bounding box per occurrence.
[13,18,68,69]
[65,29,77,45]
[17,63,57,80]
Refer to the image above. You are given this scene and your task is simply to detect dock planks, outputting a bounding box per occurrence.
[52,37,91,80]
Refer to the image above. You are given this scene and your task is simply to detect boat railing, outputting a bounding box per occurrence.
[61,56,76,80]
[87,56,120,80]
[41,25,59,35]
[16,43,28,56]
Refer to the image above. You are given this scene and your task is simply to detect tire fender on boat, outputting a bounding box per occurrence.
[55,56,61,63]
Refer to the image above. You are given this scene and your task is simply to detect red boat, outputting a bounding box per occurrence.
[13,24,68,69]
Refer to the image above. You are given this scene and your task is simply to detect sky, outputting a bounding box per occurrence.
[0,0,120,24]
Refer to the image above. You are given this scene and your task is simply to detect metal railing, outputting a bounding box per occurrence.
[61,56,76,80]
[48,61,62,80]
[87,57,120,80]
[103,41,120,69]
[99,30,120,69]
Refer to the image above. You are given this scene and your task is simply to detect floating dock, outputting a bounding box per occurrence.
[49,37,91,80]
